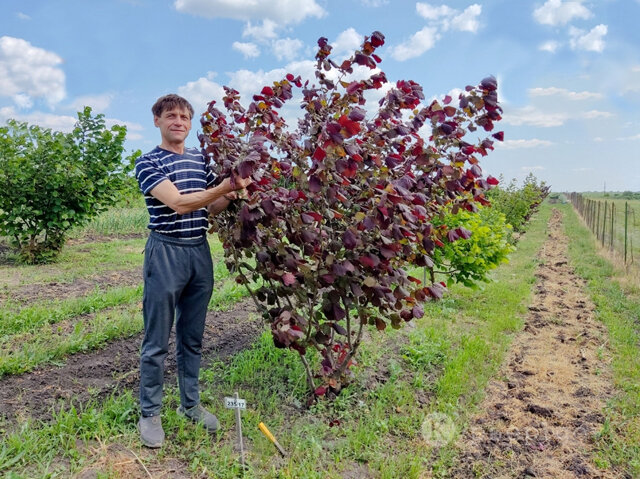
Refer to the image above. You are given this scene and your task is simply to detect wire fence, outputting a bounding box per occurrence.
[568,192,638,265]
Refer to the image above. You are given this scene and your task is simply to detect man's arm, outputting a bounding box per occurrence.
[150,176,250,215]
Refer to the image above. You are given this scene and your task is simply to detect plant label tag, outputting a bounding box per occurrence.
[224,397,247,410]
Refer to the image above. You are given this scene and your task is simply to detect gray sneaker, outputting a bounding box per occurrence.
[138,415,164,448]
[177,403,220,432]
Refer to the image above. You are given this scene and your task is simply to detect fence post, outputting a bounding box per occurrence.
[601,201,607,247]
[624,201,628,264]
[596,201,601,239]
[610,202,615,251]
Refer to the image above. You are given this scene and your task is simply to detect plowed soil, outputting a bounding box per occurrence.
[452,209,618,478]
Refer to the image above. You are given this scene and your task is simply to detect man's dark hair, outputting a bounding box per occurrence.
[152,94,195,119]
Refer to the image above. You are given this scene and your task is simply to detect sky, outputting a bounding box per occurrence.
[1,0,640,192]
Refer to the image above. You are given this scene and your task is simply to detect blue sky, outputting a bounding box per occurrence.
[1,0,639,192]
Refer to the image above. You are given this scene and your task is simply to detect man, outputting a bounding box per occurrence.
[134,94,250,448]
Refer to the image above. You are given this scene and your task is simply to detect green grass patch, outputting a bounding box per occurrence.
[0,302,144,377]
[0,236,225,290]
[0,237,147,289]
[69,205,149,238]
[0,272,248,377]
[0,285,143,338]
[561,202,640,476]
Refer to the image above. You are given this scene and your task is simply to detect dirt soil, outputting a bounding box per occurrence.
[0,298,261,427]
[451,209,619,478]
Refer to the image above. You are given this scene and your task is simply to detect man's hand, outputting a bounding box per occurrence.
[220,173,252,195]
[223,188,248,201]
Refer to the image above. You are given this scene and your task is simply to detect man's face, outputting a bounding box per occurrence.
[154,106,192,145]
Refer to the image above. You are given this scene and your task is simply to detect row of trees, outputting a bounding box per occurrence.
[486,173,550,239]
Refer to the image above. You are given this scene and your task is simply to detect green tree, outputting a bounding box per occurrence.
[0,108,139,263]
[486,173,549,236]
[430,206,514,288]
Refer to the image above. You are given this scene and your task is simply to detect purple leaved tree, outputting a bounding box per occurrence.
[199,31,503,399]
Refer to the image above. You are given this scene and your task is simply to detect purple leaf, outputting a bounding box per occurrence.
[342,229,357,249]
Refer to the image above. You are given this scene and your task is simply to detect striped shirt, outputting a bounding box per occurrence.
[135,147,216,238]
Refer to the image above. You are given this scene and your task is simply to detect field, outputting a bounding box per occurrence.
[1,201,639,478]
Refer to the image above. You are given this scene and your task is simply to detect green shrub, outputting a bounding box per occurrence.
[430,206,514,287]
[0,108,139,263]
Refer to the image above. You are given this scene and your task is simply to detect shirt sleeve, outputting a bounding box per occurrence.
[135,156,168,195]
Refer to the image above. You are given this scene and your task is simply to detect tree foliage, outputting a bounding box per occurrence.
[486,173,550,236]
[0,108,138,263]
[200,32,504,398]
[429,205,514,288]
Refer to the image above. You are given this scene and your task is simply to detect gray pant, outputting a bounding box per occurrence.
[139,231,214,417]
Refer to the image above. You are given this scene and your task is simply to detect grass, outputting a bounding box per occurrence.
[0,204,554,477]
[0,237,147,288]
[0,285,143,338]
[69,204,149,238]
[0,274,250,377]
[0,232,241,376]
[561,202,640,476]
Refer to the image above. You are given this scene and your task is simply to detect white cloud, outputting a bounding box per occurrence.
[273,38,304,62]
[332,28,363,61]
[416,3,481,32]
[69,93,114,113]
[243,19,279,41]
[521,165,546,172]
[233,42,260,59]
[569,24,607,52]
[498,139,554,149]
[0,105,144,139]
[177,72,227,115]
[390,27,440,61]
[539,40,560,53]
[503,106,568,127]
[529,86,602,100]
[13,93,33,109]
[0,36,66,108]
[398,3,480,61]
[533,0,592,26]
[450,4,482,33]
[582,110,612,119]
[0,106,77,132]
[416,3,454,20]
[17,12,31,20]
[174,0,325,25]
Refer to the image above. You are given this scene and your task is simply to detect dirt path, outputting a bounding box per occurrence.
[452,209,617,478]
[0,298,261,426]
